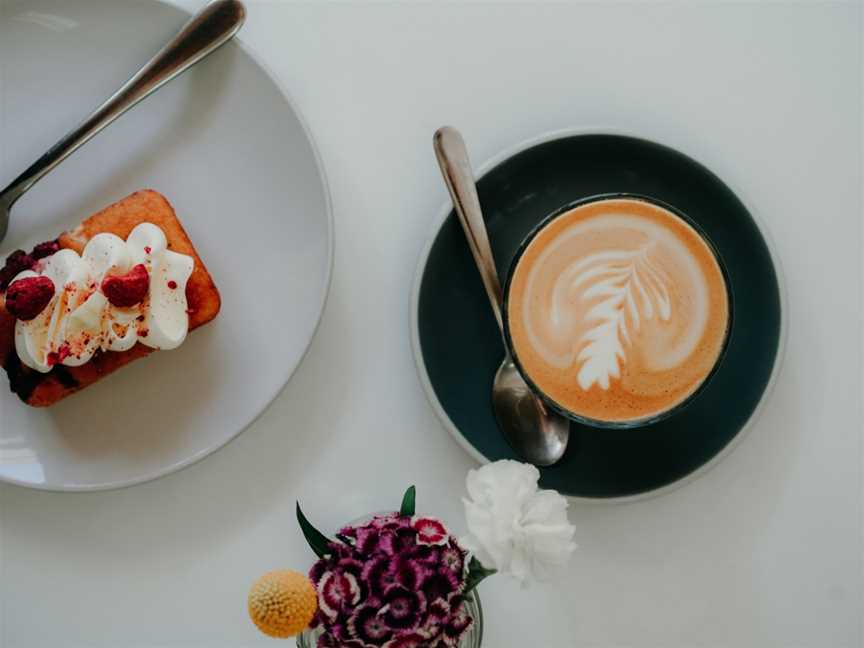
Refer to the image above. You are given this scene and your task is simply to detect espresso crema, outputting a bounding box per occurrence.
[506,198,729,423]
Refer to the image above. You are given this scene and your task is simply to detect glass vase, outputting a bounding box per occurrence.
[296,588,482,648]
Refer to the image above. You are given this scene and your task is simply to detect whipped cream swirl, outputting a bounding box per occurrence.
[11,223,194,373]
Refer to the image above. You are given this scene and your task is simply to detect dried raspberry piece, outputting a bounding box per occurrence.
[46,343,71,367]
[5,276,56,320]
[0,240,61,290]
[31,240,60,260]
[0,250,35,290]
[101,264,149,307]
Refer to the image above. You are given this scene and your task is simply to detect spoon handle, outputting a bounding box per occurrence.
[433,126,505,331]
[0,0,246,208]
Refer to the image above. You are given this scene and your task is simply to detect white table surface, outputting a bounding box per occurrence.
[1,2,861,647]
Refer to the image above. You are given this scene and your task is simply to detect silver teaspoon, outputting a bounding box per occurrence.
[433,126,570,466]
[0,0,246,243]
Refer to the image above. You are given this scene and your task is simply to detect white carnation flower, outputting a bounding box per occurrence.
[461,460,576,585]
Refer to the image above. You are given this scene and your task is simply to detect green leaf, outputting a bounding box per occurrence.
[296,501,333,559]
[400,485,416,517]
[463,556,497,594]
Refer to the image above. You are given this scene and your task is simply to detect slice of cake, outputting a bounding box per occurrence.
[0,189,220,406]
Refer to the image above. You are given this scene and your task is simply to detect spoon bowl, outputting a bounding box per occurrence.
[493,356,570,466]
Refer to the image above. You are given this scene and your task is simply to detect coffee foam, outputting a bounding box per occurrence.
[506,198,729,423]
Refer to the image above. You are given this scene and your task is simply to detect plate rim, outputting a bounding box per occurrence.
[410,126,788,503]
[0,0,335,492]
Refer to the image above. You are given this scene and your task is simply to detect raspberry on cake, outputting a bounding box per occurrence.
[0,190,220,406]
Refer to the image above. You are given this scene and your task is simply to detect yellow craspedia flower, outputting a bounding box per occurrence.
[248,569,318,638]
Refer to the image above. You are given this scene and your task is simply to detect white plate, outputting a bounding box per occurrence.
[0,0,333,490]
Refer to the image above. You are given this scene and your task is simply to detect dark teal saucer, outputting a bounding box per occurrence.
[412,132,784,500]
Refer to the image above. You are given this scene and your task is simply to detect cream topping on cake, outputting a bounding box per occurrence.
[10,223,194,373]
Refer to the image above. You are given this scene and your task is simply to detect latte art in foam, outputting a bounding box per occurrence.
[507,198,729,424]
